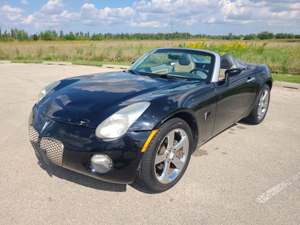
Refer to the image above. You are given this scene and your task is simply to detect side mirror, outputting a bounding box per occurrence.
[225,68,243,77]
[222,68,244,85]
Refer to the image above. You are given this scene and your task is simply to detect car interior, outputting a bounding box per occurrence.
[173,54,195,73]
[219,54,247,81]
[147,53,213,81]
[135,51,250,83]
[219,54,236,80]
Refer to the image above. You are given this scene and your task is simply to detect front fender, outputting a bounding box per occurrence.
[129,95,183,131]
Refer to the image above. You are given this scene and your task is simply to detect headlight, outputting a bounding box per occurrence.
[38,80,61,101]
[95,102,150,140]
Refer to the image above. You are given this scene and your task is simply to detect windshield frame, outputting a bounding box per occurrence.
[130,48,217,82]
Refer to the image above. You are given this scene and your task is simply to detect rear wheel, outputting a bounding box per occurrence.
[244,84,270,124]
[135,118,193,193]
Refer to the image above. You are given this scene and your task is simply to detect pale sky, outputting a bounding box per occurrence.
[0,0,299,34]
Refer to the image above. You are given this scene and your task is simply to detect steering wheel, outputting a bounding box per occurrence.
[189,68,209,80]
[190,68,209,76]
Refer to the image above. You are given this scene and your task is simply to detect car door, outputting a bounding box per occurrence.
[213,69,259,134]
[184,82,217,144]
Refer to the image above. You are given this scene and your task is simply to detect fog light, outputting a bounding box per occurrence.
[90,154,113,174]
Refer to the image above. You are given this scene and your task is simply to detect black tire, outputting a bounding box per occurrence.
[243,84,270,124]
[135,118,193,193]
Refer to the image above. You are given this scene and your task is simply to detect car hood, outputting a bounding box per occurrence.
[38,71,191,128]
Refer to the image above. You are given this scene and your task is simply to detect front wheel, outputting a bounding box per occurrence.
[244,84,270,124]
[135,118,193,193]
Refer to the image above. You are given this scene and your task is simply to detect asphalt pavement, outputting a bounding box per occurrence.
[0,63,299,225]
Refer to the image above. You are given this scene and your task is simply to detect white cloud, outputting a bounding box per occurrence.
[131,20,163,28]
[219,0,300,23]
[131,0,220,28]
[40,0,64,15]
[22,15,34,25]
[15,0,79,29]
[0,0,299,33]
[80,3,134,25]
[0,5,23,21]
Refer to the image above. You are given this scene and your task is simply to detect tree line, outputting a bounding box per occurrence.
[0,29,299,41]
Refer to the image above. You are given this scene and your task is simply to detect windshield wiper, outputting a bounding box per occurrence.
[165,73,200,81]
[128,70,197,81]
[127,69,167,79]
[127,69,138,75]
[138,71,171,79]
[143,72,189,80]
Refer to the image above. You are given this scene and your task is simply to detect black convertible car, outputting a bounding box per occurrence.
[29,48,272,192]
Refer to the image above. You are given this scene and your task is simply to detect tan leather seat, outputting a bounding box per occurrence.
[219,54,235,81]
[219,69,226,81]
[174,54,195,73]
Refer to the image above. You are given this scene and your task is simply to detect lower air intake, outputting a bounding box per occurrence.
[40,137,64,166]
[29,126,39,143]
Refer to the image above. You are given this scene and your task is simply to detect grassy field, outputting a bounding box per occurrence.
[0,39,299,82]
[272,74,300,83]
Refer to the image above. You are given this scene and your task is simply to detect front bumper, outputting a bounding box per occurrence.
[29,107,150,184]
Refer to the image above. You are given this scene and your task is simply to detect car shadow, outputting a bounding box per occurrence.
[34,121,251,194]
[36,123,243,194]
[192,121,251,157]
[36,158,127,192]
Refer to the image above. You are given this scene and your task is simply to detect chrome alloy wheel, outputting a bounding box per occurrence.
[257,89,269,120]
[154,128,189,184]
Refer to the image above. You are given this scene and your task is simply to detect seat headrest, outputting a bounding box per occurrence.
[221,54,235,69]
[178,54,191,66]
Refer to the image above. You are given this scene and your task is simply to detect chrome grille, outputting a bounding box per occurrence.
[29,126,39,143]
[40,137,64,166]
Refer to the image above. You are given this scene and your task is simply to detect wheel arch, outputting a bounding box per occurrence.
[266,79,273,90]
[155,110,199,152]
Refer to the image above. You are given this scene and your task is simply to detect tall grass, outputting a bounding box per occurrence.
[0,39,299,74]
[185,40,300,74]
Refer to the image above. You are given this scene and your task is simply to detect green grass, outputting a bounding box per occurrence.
[9,60,300,84]
[11,59,43,64]
[3,40,300,84]
[9,59,130,68]
[273,74,300,84]
[71,60,103,67]
[71,60,131,67]
[1,39,300,75]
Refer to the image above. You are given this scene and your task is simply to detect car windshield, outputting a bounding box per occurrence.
[130,49,215,82]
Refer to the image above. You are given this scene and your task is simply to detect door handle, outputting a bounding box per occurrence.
[247,77,256,83]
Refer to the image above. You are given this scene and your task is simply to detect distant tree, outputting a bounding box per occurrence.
[257,31,274,40]
[0,28,299,41]
[64,32,76,40]
[275,33,295,39]
[40,30,58,40]
[16,29,29,40]
[59,30,64,39]
[243,33,257,40]
[32,34,38,41]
